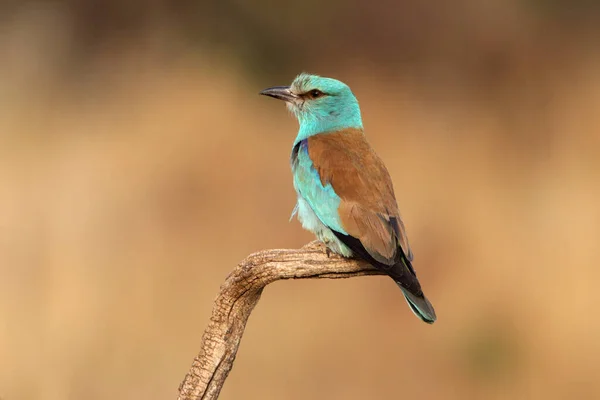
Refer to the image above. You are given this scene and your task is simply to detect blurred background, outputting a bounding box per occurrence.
[1,1,599,399]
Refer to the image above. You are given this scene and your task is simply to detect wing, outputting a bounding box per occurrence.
[291,139,347,235]
[293,128,413,266]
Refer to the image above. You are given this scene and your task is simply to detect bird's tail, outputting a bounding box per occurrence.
[399,285,437,324]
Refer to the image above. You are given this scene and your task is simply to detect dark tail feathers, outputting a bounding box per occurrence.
[399,285,437,324]
[328,229,436,324]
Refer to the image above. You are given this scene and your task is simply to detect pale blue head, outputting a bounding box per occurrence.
[260,73,363,142]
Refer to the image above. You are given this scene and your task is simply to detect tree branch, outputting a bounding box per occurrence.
[177,240,382,400]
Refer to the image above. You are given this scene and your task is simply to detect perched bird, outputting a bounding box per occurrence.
[260,73,436,324]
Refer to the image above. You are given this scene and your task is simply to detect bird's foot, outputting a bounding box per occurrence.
[324,245,333,258]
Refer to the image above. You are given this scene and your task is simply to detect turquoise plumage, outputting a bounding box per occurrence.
[260,73,436,324]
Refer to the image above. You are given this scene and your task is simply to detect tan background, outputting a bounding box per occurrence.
[1,1,599,399]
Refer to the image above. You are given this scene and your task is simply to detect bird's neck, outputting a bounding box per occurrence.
[294,117,363,145]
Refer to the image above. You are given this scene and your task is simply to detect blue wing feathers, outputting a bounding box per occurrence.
[291,140,347,235]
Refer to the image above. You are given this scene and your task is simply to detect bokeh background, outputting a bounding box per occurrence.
[1,1,599,399]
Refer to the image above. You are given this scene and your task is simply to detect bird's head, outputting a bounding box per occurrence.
[260,73,363,139]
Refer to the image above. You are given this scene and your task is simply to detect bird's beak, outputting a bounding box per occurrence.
[259,86,298,103]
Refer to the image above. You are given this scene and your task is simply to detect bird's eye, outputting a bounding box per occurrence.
[308,89,324,99]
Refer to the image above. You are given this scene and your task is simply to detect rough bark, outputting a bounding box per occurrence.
[177,240,382,400]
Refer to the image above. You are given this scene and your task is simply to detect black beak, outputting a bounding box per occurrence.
[259,86,298,102]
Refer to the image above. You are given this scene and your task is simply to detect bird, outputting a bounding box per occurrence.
[260,73,436,324]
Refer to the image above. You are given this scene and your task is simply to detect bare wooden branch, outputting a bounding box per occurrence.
[177,240,382,400]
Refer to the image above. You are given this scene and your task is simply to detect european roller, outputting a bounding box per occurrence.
[260,73,436,324]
